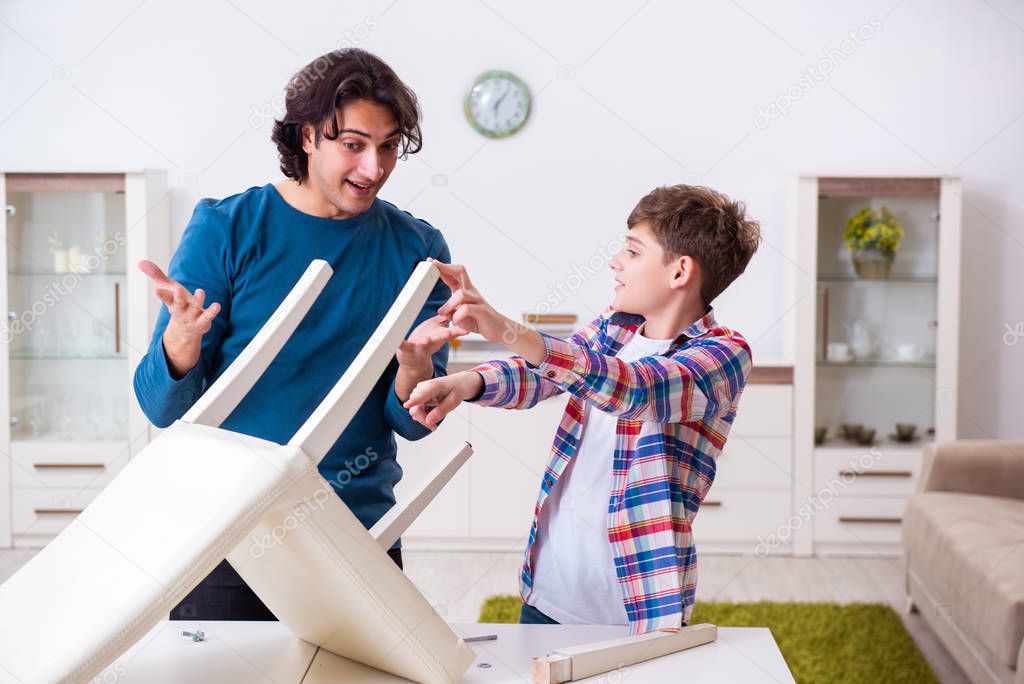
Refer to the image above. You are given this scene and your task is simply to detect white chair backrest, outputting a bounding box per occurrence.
[0,259,476,684]
[288,260,439,461]
[182,259,333,428]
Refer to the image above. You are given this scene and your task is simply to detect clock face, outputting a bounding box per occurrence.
[464,70,531,139]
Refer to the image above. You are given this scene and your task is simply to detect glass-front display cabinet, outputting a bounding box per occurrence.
[792,176,962,557]
[0,171,169,547]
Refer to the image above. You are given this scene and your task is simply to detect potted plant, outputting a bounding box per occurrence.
[843,205,904,279]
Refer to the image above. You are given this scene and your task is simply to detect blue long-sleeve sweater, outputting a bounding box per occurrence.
[133,184,451,541]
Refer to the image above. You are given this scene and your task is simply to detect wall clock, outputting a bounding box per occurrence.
[464,70,531,139]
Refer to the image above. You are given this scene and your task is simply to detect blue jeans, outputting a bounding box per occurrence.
[519,602,560,625]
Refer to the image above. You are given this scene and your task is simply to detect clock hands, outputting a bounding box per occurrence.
[491,82,511,118]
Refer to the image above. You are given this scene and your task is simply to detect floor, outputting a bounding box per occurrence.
[0,545,969,683]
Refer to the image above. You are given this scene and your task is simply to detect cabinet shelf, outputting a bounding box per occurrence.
[814,438,933,453]
[8,270,126,277]
[10,353,127,361]
[818,273,937,283]
[11,437,129,445]
[816,359,935,369]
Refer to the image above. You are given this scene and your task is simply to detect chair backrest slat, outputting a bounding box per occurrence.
[182,259,333,427]
[288,261,438,461]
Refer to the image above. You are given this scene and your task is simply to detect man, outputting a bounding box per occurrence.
[134,49,455,620]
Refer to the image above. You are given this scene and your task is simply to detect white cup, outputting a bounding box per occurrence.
[898,343,924,362]
[826,342,852,362]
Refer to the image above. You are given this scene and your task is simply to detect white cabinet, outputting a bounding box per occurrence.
[810,444,926,556]
[0,171,169,547]
[792,176,962,557]
[698,382,795,555]
[729,383,793,438]
[466,400,566,541]
[396,379,797,555]
[713,437,793,490]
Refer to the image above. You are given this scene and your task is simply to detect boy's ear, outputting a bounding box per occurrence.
[669,255,699,291]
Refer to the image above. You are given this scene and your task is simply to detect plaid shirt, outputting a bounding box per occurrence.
[469,306,752,634]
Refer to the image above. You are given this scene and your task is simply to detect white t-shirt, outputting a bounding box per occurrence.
[528,326,675,624]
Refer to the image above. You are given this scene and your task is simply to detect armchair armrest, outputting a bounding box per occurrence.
[918,440,1024,500]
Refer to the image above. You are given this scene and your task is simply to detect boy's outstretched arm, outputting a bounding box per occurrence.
[427,259,752,424]
[519,330,751,423]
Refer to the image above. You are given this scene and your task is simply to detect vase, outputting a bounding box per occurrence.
[849,320,876,360]
[852,247,894,279]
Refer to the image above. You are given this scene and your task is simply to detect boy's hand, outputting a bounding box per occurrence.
[403,371,483,431]
[429,259,508,344]
[428,258,547,366]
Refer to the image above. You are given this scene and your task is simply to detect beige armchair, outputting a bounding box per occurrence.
[903,440,1024,684]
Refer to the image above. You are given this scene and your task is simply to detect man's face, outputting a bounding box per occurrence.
[609,221,697,315]
[303,98,401,218]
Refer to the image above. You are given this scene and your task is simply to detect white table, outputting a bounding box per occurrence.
[103,620,794,683]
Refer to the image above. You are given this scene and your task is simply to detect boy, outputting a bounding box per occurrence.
[404,184,761,634]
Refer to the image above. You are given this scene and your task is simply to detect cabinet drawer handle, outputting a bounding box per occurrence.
[838,470,912,478]
[34,463,106,470]
[33,508,84,515]
[702,500,723,507]
[838,516,902,524]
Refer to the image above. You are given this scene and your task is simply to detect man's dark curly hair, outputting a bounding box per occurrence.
[271,49,422,182]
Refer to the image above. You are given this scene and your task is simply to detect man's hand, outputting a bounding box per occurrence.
[403,371,484,431]
[394,314,468,403]
[138,259,221,380]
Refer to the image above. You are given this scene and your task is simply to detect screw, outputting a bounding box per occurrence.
[477,662,492,669]
[180,629,205,642]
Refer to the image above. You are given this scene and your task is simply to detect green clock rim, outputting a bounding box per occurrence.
[463,69,532,139]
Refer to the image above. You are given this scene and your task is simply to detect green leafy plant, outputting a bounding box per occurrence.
[843,206,905,253]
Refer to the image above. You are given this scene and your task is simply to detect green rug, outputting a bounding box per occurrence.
[478,596,938,684]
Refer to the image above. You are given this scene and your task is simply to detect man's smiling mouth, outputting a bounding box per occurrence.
[345,179,375,197]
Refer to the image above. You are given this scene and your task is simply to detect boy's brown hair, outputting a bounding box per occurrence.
[627,185,761,306]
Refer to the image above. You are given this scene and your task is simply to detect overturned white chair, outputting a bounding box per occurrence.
[0,260,475,684]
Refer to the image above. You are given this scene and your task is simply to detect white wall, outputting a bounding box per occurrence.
[1,0,1021,439]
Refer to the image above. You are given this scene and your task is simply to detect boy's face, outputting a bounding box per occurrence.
[609,221,699,316]
[302,98,401,218]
